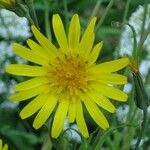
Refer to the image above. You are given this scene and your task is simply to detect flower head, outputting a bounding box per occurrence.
[0,139,8,150]
[6,14,129,138]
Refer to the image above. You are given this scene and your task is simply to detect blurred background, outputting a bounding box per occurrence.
[0,0,150,149]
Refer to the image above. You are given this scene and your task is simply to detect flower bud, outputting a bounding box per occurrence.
[129,59,150,110]
[133,73,150,109]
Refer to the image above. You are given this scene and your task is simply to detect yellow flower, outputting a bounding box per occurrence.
[0,0,15,8]
[6,14,129,138]
[0,139,8,150]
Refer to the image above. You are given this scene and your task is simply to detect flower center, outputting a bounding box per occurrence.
[51,55,88,95]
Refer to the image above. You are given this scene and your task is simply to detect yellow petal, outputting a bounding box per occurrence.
[26,39,52,59]
[85,17,97,35]
[13,43,49,65]
[9,85,50,101]
[79,32,95,58]
[68,14,80,51]
[90,57,129,73]
[78,17,97,57]
[51,100,69,138]
[0,139,2,149]
[52,14,68,52]
[14,77,49,91]
[2,144,8,150]
[31,26,57,54]
[96,73,127,85]
[91,83,128,101]
[87,90,116,113]
[87,41,103,65]
[20,94,47,119]
[6,64,46,76]
[76,100,89,138]
[33,94,58,129]
[84,96,109,130]
[68,101,76,123]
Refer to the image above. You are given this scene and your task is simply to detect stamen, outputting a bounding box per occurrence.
[50,55,88,97]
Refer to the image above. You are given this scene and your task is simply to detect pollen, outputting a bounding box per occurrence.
[51,55,88,94]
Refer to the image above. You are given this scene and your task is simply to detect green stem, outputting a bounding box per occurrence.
[145,68,150,85]
[63,0,69,29]
[41,134,52,150]
[95,0,115,32]
[63,127,82,138]
[93,124,137,150]
[122,94,137,150]
[90,0,102,19]
[25,0,39,28]
[137,22,150,58]
[116,0,131,56]
[126,23,138,61]
[90,129,102,150]
[122,0,132,25]
[17,3,35,26]
[26,12,35,26]
[44,0,51,40]
[134,109,148,150]
[137,0,149,53]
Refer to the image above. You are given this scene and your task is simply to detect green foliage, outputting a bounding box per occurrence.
[0,0,150,150]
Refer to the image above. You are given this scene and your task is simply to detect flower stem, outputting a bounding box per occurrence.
[25,0,39,28]
[115,0,131,56]
[44,0,52,40]
[137,22,150,58]
[122,0,132,25]
[17,2,35,26]
[91,129,102,149]
[90,0,102,19]
[63,0,69,29]
[126,23,138,61]
[134,109,148,150]
[93,124,137,150]
[137,0,149,53]
[95,0,115,32]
